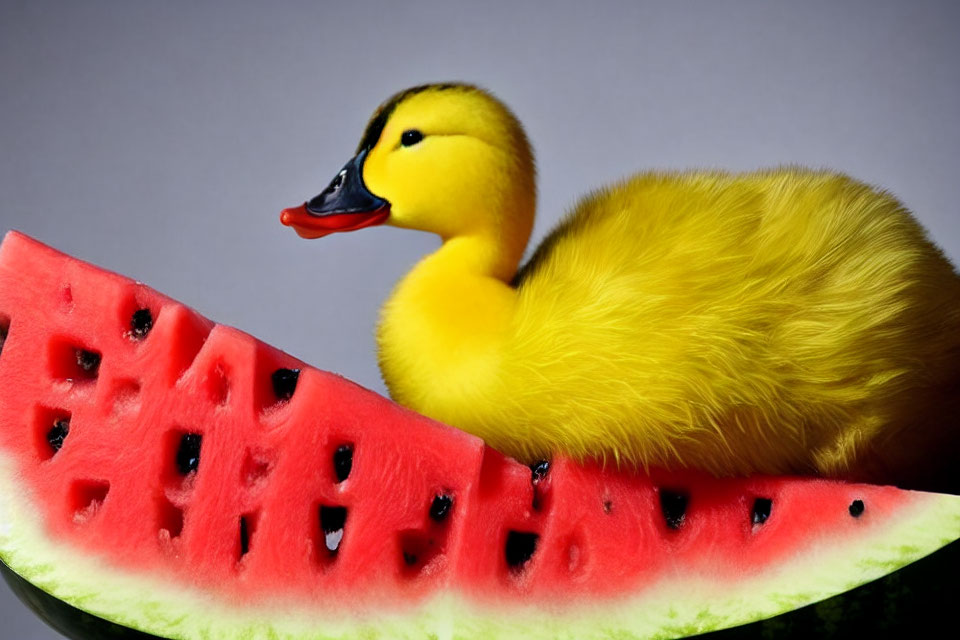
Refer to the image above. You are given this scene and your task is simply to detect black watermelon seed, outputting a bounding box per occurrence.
[333,444,353,483]
[603,500,613,514]
[403,551,418,566]
[46,419,70,453]
[239,516,250,557]
[530,460,550,483]
[752,497,773,525]
[0,320,8,357]
[505,531,539,570]
[130,308,153,339]
[530,460,550,511]
[429,494,453,522]
[319,506,348,553]
[176,433,202,475]
[849,499,865,517]
[75,349,101,376]
[659,490,688,530]
[271,368,300,401]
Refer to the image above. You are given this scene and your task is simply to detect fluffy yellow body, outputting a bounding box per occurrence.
[354,85,960,487]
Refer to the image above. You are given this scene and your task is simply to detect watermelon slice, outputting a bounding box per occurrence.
[0,230,957,639]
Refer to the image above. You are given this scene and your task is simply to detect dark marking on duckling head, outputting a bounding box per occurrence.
[356,83,472,153]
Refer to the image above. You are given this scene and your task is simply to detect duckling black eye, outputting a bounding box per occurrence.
[401,129,424,147]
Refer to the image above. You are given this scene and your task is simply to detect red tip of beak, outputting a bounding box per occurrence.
[279,204,389,240]
[279,204,331,239]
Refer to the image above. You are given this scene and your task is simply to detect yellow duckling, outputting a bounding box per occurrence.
[281,83,960,490]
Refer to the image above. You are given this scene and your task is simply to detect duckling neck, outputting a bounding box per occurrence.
[377,233,519,418]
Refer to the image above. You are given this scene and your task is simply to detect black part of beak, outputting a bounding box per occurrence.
[306,149,388,216]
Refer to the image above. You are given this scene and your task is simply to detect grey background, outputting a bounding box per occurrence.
[1,1,958,637]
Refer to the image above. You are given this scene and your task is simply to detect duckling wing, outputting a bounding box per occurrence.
[499,169,960,484]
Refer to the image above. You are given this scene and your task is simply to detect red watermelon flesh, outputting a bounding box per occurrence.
[0,230,957,639]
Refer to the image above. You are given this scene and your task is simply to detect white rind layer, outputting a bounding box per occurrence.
[1,450,959,640]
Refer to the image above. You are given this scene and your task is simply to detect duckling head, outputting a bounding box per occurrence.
[281,83,536,280]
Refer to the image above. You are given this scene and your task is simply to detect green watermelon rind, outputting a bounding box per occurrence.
[2,450,959,639]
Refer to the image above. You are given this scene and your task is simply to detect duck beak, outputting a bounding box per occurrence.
[280,149,390,239]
